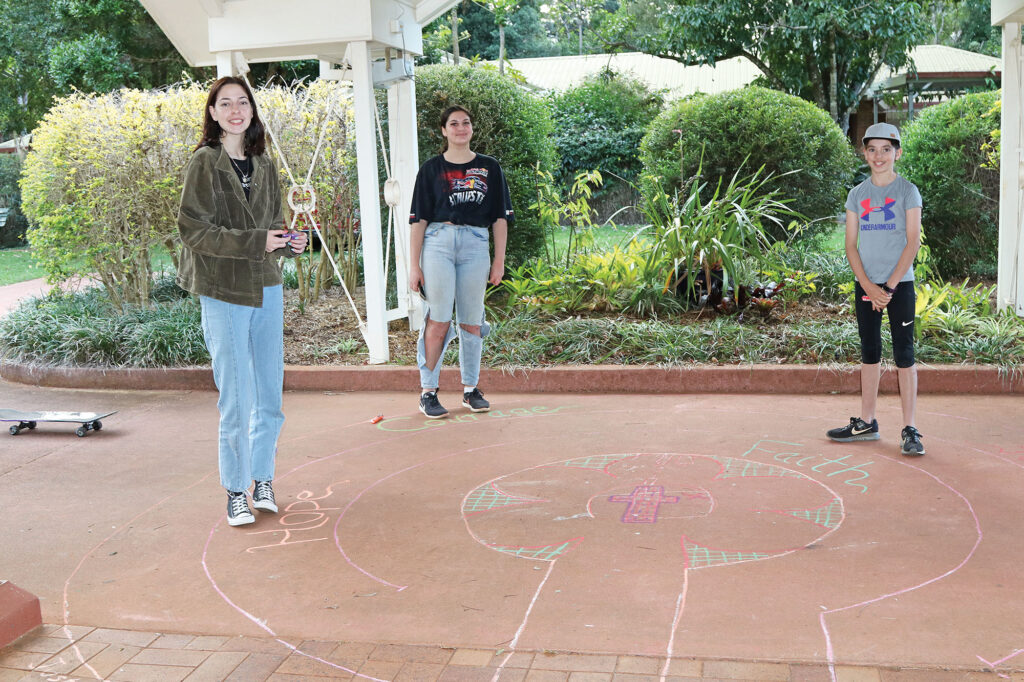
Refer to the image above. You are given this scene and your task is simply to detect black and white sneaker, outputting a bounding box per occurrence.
[462,388,490,412]
[252,480,278,513]
[900,426,926,456]
[227,491,255,526]
[826,417,880,442]
[419,391,449,419]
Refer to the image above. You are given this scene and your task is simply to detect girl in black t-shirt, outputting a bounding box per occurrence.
[408,105,513,419]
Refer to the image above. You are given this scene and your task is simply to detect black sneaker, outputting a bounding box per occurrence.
[900,426,926,456]
[227,491,255,526]
[826,417,880,442]
[419,391,449,419]
[253,480,278,513]
[462,388,490,412]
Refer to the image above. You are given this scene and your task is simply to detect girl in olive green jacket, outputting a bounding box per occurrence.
[177,76,307,527]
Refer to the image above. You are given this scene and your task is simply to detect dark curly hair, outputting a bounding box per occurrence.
[195,76,267,156]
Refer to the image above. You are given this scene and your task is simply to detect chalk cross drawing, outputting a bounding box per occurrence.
[609,485,680,523]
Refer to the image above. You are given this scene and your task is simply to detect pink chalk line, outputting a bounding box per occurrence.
[201,409,558,674]
[933,437,1024,471]
[660,567,690,682]
[490,560,557,682]
[977,648,1024,678]
[333,439,514,590]
[201,521,388,681]
[818,455,983,682]
[56,469,217,680]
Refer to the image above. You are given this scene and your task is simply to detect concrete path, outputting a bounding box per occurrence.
[1,379,1022,680]
[0,278,51,316]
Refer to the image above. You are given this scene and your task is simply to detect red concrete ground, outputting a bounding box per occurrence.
[1,377,1022,681]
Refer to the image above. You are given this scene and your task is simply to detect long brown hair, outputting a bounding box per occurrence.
[195,76,267,156]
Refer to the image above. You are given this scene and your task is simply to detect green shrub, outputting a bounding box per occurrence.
[413,64,559,269]
[0,155,29,248]
[20,80,356,309]
[639,86,857,240]
[0,285,208,367]
[900,90,1001,279]
[547,70,664,193]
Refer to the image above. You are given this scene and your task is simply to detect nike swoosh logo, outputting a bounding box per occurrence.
[852,427,873,435]
[902,321,913,326]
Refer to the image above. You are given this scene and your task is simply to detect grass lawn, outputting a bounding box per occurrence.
[545,224,648,263]
[545,222,845,264]
[0,244,179,288]
[0,247,43,286]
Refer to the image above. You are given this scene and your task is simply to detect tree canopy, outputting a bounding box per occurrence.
[608,0,931,132]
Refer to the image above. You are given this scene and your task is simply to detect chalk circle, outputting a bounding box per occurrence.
[287,184,317,214]
[462,453,845,569]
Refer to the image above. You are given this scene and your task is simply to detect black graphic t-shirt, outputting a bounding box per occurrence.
[409,153,514,228]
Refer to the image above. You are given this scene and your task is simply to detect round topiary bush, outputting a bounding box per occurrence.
[900,90,1001,279]
[413,64,559,268]
[547,70,664,206]
[639,86,858,240]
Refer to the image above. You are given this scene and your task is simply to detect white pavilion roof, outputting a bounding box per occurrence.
[137,0,461,67]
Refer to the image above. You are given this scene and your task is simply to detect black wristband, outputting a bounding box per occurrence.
[881,283,894,294]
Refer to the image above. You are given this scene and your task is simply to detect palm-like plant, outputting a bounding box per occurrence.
[639,162,802,307]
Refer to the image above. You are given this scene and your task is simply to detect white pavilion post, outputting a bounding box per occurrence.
[350,41,390,363]
[997,22,1024,315]
[215,50,247,78]
[388,76,423,330]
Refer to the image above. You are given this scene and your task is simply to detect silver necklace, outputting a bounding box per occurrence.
[229,155,252,187]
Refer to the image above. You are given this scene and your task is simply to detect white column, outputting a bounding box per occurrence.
[997,22,1024,315]
[388,76,424,330]
[350,41,390,363]
[215,51,248,78]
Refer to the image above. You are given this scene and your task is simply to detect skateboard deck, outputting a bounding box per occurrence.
[0,409,117,437]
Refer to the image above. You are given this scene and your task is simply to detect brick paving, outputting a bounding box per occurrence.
[2,626,1022,681]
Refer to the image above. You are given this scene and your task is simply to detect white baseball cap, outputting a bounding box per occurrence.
[862,122,901,145]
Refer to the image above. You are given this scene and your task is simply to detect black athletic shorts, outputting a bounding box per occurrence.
[854,281,916,368]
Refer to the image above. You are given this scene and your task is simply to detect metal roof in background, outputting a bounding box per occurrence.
[497,52,761,97]
[492,45,1002,98]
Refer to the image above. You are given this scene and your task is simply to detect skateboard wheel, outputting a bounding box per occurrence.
[28,421,37,429]
[9,425,19,436]
[75,426,87,437]
[92,420,102,431]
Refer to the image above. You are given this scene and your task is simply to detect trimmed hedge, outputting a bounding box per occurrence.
[547,70,664,192]
[900,90,1001,279]
[639,86,858,240]
[413,64,559,268]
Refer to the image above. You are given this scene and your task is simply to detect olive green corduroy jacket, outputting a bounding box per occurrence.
[177,145,291,308]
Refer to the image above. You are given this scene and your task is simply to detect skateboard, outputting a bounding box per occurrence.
[0,409,117,437]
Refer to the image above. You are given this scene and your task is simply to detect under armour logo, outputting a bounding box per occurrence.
[860,197,897,221]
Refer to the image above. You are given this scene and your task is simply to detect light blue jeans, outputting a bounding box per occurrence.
[418,222,491,389]
[200,285,285,493]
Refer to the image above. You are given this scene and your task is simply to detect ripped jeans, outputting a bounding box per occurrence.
[417,222,491,389]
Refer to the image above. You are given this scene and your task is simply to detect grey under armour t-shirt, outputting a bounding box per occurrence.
[845,175,923,284]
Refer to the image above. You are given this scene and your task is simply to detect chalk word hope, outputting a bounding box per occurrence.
[245,484,342,553]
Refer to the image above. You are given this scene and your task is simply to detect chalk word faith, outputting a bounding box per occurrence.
[743,439,873,493]
[245,484,342,553]
[376,405,574,432]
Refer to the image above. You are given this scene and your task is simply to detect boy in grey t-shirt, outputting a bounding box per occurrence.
[826,123,926,456]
